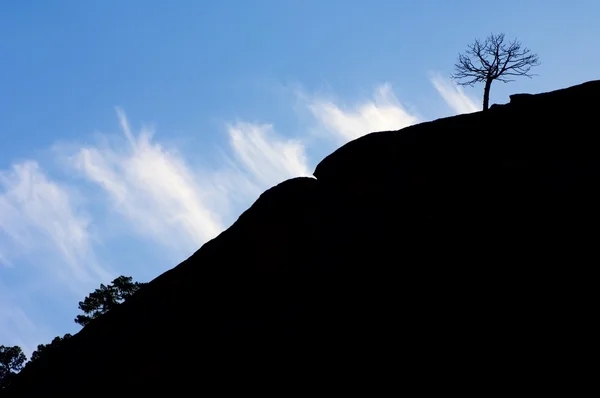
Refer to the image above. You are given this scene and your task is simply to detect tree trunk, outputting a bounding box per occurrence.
[483,78,492,111]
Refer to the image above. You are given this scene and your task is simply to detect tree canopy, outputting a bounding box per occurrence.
[0,345,27,390]
[1,275,144,391]
[75,275,145,326]
[29,334,72,363]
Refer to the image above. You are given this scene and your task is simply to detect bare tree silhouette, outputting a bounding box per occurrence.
[451,33,540,111]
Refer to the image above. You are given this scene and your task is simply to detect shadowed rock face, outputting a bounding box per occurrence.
[6,80,599,395]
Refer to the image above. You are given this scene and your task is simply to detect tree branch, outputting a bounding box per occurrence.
[451,33,539,88]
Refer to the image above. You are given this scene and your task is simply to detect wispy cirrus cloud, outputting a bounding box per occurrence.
[227,122,312,186]
[305,83,420,144]
[71,109,226,256]
[0,161,110,288]
[430,72,480,114]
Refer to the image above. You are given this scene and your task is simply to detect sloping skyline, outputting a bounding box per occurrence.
[1,0,598,355]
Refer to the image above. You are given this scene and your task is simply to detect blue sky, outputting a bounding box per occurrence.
[1,0,598,355]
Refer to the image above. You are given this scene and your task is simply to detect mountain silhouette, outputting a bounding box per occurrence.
[5,80,598,396]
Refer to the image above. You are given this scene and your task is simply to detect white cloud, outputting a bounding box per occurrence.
[430,73,480,114]
[306,83,420,144]
[0,161,109,286]
[70,109,226,256]
[227,122,312,187]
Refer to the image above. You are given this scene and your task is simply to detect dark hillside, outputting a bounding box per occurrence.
[5,80,599,395]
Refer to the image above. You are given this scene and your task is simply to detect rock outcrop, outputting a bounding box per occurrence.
[5,80,599,396]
